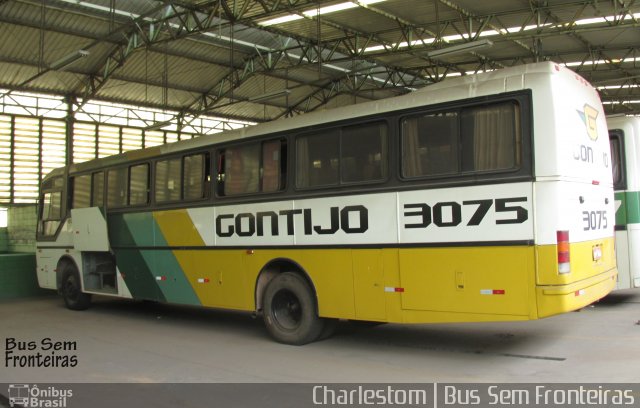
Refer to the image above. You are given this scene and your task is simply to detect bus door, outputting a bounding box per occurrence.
[72,207,120,295]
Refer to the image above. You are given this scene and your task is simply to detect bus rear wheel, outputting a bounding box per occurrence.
[61,264,91,311]
[263,272,325,345]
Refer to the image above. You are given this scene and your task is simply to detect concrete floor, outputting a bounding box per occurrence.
[1,289,639,383]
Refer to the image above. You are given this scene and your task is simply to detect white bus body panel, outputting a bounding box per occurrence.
[529,67,614,249]
[608,116,640,289]
[71,207,110,252]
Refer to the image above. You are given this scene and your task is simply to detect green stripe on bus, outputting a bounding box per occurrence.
[113,212,201,305]
[116,249,166,301]
[141,219,201,306]
[108,213,167,302]
[615,191,640,226]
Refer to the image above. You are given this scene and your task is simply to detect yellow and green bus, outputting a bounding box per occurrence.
[36,62,617,344]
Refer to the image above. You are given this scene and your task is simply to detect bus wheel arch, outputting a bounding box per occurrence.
[57,256,91,311]
[255,258,316,312]
[256,259,334,345]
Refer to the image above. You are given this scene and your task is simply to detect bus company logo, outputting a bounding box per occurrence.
[7,384,73,407]
[577,103,599,141]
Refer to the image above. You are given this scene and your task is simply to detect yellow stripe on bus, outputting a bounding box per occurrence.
[153,210,205,247]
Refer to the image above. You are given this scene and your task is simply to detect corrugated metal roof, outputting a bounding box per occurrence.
[0,0,638,119]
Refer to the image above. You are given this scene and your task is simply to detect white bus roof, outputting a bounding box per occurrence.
[58,61,581,177]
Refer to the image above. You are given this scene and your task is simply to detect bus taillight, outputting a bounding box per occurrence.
[557,230,571,274]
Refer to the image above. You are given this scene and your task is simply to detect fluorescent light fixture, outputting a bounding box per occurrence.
[602,100,640,105]
[248,89,291,102]
[426,39,493,59]
[364,38,435,53]
[260,0,386,26]
[564,56,640,68]
[597,84,640,90]
[50,49,90,70]
[303,2,357,16]
[260,14,304,26]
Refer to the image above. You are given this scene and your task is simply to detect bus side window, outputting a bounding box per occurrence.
[262,140,282,193]
[609,132,626,190]
[341,122,388,183]
[38,178,63,237]
[92,171,104,207]
[72,174,91,209]
[218,141,282,197]
[296,132,339,188]
[402,112,459,177]
[402,101,520,178]
[107,167,128,208]
[216,151,225,197]
[129,164,149,206]
[184,153,209,200]
[461,102,520,172]
[155,158,182,203]
[223,146,260,196]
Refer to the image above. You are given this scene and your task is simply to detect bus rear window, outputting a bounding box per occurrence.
[402,101,520,178]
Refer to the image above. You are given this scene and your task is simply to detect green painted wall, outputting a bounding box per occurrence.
[0,228,8,253]
[0,253,49,299]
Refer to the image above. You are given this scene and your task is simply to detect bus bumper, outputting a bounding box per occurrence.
[536,268,617,318]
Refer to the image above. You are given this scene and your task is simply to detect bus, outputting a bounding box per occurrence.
[36,61,617,345]
[608,115,640,290]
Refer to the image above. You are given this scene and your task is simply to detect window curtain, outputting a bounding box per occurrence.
[472,103,519,171]
[296,138,310,188]
[402,119,422,177]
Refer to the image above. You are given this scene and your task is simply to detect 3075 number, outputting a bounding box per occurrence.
[582,210,607,231]
[403,197,528,229]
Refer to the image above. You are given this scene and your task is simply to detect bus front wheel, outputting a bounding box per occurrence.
[262,272,325,345]
[61,264,92,311]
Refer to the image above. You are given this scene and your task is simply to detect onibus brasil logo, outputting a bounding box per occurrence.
[8,384,72,407]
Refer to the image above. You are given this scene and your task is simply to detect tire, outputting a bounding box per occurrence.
[60,264,92,311]
[262,272,325,345]
[319,317,338,340]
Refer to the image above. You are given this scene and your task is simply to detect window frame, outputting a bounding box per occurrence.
[37,176,64,239]
[71,173,92,209]
[215,138,287,198]
[609,129,627,191]
[153,152,211,205]
[294,120,390,191]
[128,163,150,207]
[91,171,104,208]
[154,157,183,204]
[399,95,529,184]
[182,152,210,201]
[106,163,150,209]
[107,166,129,209]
